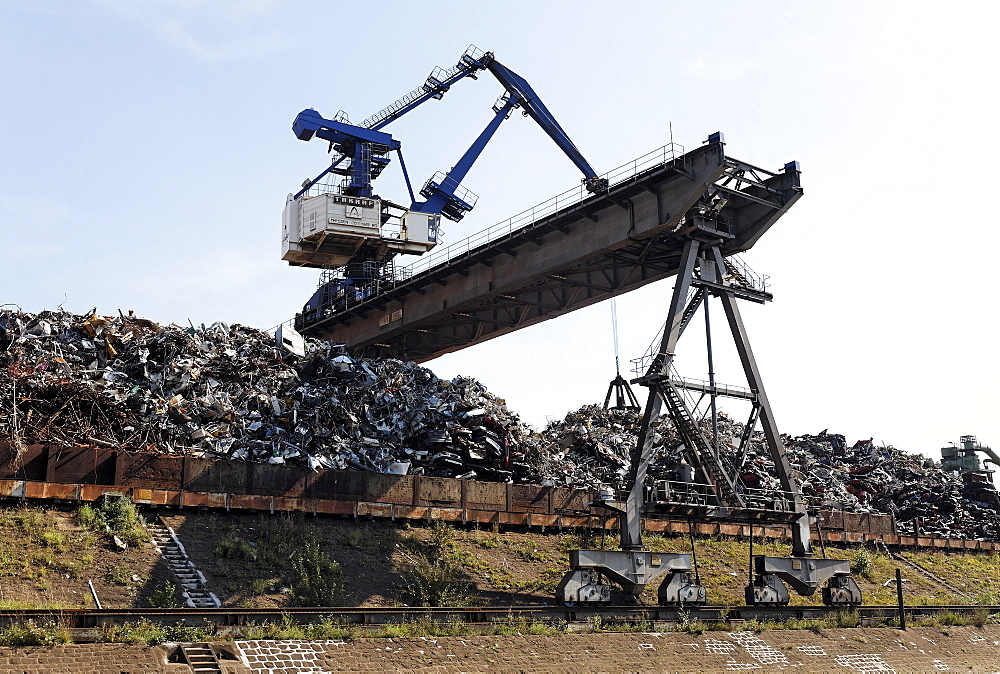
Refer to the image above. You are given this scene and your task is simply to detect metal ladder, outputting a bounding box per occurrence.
[340,143,371,195]
[723,259,755,290]
[659,379,742,506]
[147,519,220,609]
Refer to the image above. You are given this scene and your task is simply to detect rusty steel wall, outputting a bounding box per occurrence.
[0,442,898,535]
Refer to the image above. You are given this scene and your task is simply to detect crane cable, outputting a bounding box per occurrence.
[611,298,621,377]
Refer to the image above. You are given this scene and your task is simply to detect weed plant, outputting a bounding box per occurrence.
[76,495,147,547]
[96,619,213,645]
[0,620,71,647]
[398,522,473,607]
[0,506,97,584]
[214,535,258,562]
[148,581,184,608]
[288,540,344,607]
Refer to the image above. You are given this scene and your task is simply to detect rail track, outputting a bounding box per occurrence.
[3,604,997,633]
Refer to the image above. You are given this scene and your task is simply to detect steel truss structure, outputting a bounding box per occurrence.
[557,182,862,609]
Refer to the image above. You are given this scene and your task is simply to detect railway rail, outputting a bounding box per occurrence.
[2,604,997,633]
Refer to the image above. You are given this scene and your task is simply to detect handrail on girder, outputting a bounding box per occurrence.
[270,140,686,335]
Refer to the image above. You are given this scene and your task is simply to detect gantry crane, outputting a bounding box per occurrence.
[280,48,864,608]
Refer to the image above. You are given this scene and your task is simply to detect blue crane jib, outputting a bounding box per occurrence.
[281,45,607,273]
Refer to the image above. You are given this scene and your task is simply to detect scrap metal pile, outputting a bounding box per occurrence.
[0,309,532,481]
[3,308,999,539]
[528,406,1000,540]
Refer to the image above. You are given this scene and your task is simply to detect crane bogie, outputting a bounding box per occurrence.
[746,556,862,607]
[556,549,706,606]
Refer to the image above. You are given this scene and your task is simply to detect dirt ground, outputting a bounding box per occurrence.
[2,626,1000,672]
[160,510,576,608]
[0,504,172,609]
[160,509,1000,609]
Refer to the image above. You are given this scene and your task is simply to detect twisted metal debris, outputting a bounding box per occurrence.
[0,309,529,481]
[2,308,999,539]
[531,405,1000,540]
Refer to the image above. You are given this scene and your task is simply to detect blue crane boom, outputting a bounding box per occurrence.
[362,47,491,131]
[290,45,606,224]
[483,58,605,193]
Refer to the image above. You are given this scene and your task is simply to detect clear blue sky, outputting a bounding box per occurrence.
[2,1,998,459]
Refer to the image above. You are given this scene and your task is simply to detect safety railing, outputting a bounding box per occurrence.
[400,141,684,279]
[652,480,800,513]
[631,320,667,378]
[421,171,480,208]
[362,45,486,129]
[300,174,344,199]
[724,254,770,294]
[671,375,755,402]
[273,140,686,335]
[629,253,769,377]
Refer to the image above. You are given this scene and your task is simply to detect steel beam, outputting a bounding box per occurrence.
[295,138,802,362]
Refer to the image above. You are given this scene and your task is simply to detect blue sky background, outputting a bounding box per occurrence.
[2,1,998,460]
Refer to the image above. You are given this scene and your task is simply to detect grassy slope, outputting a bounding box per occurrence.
[160,511,1000,609]
[2,504,998,610]
[0,505,173,609]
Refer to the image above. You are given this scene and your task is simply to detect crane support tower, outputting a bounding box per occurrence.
[556,149,862,608]
[282,46,606,313]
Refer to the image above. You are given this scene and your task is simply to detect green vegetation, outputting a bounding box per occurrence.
[214,535,258,562]
[478,534,501,549]
[898,550,1000,604]
[240,615,354,640]
[346,529,365,549]
[289,540,345,607]
[148,581,184,609]
[0,620,72,647]
[204,513,401,608]
[1,604,997,646]
[106,563,135,586]
[493,617,564,636]
[238,615,559,639]
[0,506,97,590]
[39,530,68,550]
[8,503,988,615]
[166,510,1000,611]
[398,521,473,607]
[95,620,214,645]
[851,547,875,581]
[516,543,549,563]
[76,495,147,548]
